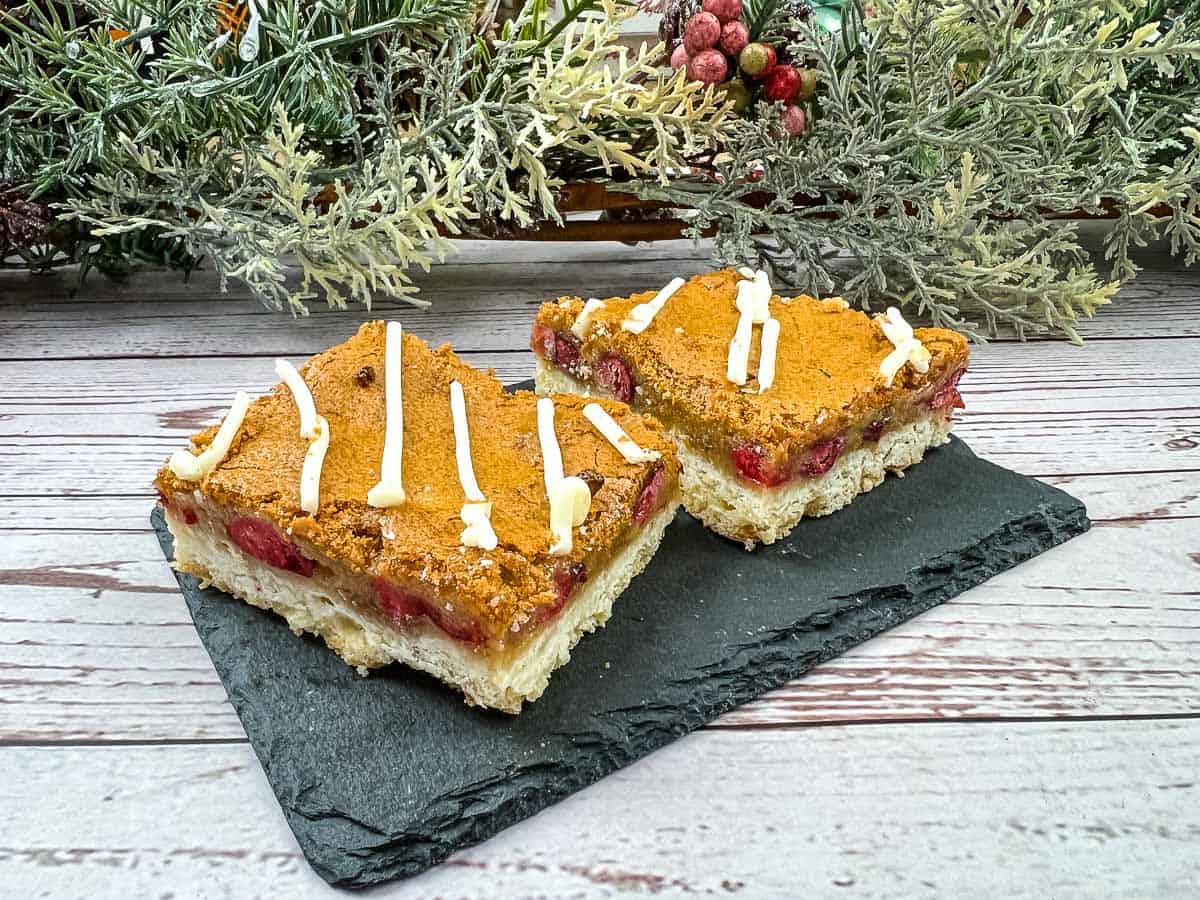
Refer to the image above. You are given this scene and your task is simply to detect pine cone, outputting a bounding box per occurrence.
[0,184,52,256]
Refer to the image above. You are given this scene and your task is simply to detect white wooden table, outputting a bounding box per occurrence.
[2,233,1197,899]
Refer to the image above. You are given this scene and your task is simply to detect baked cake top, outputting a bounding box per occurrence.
[535,269,969,449]
[156,322,677,639]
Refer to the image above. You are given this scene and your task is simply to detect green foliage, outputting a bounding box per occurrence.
[1,0,730,309]
[4,0,1200,336]
[638,0,1200,339]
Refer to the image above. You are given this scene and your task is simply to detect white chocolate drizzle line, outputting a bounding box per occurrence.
[449,380,498,551]
[168,391,251,481]
[275,359,329,514]
[368,321,406,508]
[274,359,319,439]
[757,317,781,393]
[726,278,761,386]
[536,398,591,556]
[300,415,330,514]
[582,403,660,464]
[572,298,606,340]
[877,306,931,387]
[621,277,685,334]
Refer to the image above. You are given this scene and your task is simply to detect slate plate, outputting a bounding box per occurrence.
[153,430,1088,889]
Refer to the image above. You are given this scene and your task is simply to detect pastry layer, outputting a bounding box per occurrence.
[156,322,679,642]
[536,361,952,548]
[533,269,969,478]
[166,498,677,713]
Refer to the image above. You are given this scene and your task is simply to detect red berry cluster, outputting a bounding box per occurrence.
[670,0,815,136]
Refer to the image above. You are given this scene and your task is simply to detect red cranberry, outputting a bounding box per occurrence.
[796,435,846,478]
[595,355,635,404]
[228,516,315,577]
[731,443,786,487]
[702,0,742,24]
[373,579,484,644]
[687,48,728,84]
[719,20,749,56]
[683,11,722,54]
[764,65,802,102]
[930,367,967,410]
[531,323,556,361]
[863,418,888,443]
[554,332,583,373]
[632,463,667,525]
[553,561,588,605]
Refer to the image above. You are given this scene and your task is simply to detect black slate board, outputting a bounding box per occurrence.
[153,430,1088,889]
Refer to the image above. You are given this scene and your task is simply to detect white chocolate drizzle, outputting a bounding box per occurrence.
[449,380,498,550]
[877,306,931,387]
[757,318,781,394]
[728,270,782,392]
[621,277,685,334]
[582,403,660,464]
[572,298,607,340]
[274,359,318,439]
[168,391,251,480]
[300,415,330,514]
[460,501,498,552]
[275,358,329,514]
[368,321,406,508]
[536,398,591,556]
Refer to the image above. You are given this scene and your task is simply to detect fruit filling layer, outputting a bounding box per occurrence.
[534,271,969,489]
[157,322,680,651]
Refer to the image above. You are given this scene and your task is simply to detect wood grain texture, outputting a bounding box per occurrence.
[1,339,1196,502]
[2,720,1197,899]
[1,230,1197,895]
[1,516,1194,742]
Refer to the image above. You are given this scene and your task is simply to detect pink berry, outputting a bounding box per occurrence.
[719,20,749,56]
[929,367,967,410]
[670,42,690,70]
[228,516,315,577]
[633,463,667,525]
[796,435,846,478]
[530,322,556,360]
[764,64,802,102]
[780,103,807,136]
[702,0,743,24]
[682,11,722,54]
[730,443,785,487]
[738,42,776,79]
[553,331,582,374]
[595,355,635,404]
[687,47,728,84]
[553,561,588,606]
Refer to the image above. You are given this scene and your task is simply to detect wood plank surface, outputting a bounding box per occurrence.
[1,338,1197,502]
[2,720,1197,899]
[1,516,1194,742]
[0,229,1197,897]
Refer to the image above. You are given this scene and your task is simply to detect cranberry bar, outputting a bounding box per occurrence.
[532,269,968,548]
[157,322,679,713]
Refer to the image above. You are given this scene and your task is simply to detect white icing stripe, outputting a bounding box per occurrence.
[758,317,781,393]
[726,302,754,386]
[536,398,591,556]
[449,381,485,503]
[548,477,590,556]
[572,298,606,340]
[877,306,931,387]
[737,265,756,279]
[460,501,498,551]
[274,359,318,439]
[300,415,330,514]
[537,398,565,492]
[368,321,406,508]
[168,391,251,480]
[621,276,685,334]
[582,403,660,464]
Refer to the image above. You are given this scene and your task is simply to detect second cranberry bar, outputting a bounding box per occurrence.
[533,269,970,548]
